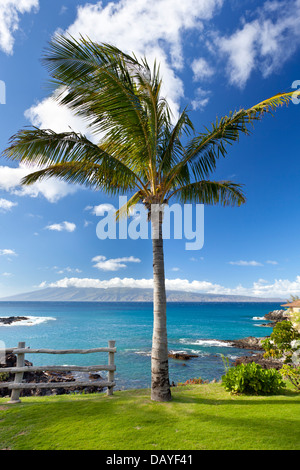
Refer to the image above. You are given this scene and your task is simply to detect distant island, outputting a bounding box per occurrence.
[0,286,284,303]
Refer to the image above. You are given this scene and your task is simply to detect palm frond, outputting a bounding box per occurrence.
[115,190,144,220]
[163,90,300,196]
[42,35,161,173]
[158,109,194,179]
[3,35,297,214]
[3,128,146,193]
[20,161,137,195]
[245,91,300,117]
[167,180,246,207]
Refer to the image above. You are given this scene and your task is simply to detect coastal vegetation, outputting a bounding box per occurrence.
[222,362,286,395]
[3,35,300,402]
[280,364,300,391]
[261,320,300,361]
[0,384,299,450]
[223,310,300,394]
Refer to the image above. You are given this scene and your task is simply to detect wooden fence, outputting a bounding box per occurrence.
[0,340,116,404]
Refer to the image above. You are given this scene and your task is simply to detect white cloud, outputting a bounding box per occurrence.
[67,0,223,68]
[217,21,259,87]
[191,87,211,111]
[0,198,17,212]
[216,0,300,87]
[229,260,263,267]
[59,5,68,15]
[24,88,95,141]
[0,249,17,256]
[191,57,214,81]
[0,0,39,54]
[45,221,76,232]
[83,220,93,228]
[266,260,278,265]
[89,204,116,216]
[55,267,82,274]
[92,255,141,271]
[65,0,223,117]
[39,274,300,299]
[24,0,223,132]
[251,276,300,298]
[0,164,78,203]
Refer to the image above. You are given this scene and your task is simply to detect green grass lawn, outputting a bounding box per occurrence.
[0,383,299,450]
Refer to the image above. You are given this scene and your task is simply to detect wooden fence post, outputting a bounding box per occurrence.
[107,340,115,396]
[8,341,25,404]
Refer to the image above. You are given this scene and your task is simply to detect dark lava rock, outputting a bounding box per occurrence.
[233,354,283,370]
[225,336,265,351]
[89,373,103,380]
[168,352,198,360]
[264,310,289,323]
[0,316,29,325]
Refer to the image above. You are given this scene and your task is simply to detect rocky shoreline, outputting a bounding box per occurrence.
[259,309,289,327]
[225,336,264,351]
[226,309,288,370]
[0,308,288,396]
[168,352,198,360]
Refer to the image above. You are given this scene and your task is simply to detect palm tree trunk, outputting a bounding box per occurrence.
[151,207,171,401]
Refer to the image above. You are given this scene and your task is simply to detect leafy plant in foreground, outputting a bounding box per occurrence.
[222,362,286,395]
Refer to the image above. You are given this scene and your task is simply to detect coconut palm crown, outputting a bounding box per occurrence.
[3,35,299,401]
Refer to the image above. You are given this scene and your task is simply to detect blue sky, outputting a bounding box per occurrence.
[0,0,300,299]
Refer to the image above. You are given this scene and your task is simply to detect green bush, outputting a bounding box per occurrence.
[222,362,286,395]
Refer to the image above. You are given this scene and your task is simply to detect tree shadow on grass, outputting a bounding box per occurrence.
[173,396,300,406]
[172,387,300,406]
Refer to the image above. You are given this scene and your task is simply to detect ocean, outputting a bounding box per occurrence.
[0,301,281,390]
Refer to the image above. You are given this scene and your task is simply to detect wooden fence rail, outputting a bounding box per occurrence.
[0,340,116,404]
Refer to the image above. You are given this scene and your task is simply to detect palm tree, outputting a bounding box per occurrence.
[3,36,299,401]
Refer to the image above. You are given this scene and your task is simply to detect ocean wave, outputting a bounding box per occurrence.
[252,316,266,321]
[179,338,233,348]
[189,350,209,356]
[220,354,239,360]
[169,349,188,354]
[0,316,56,327]
[134,350,151,357]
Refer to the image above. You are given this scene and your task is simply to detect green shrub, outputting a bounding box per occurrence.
[222,362,286,395]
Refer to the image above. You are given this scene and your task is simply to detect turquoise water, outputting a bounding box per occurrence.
[0,301,281,389]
